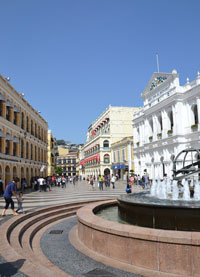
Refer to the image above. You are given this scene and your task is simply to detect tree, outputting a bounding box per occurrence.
[56,140,66,145]
[55,166,63,176]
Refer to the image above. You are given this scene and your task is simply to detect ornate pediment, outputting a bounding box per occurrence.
[142,70,179,99]
[150,76,168,91]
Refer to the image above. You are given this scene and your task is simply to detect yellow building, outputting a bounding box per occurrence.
[80,106,140,179]
[111,136,134,180]
[57,146,79,176]
[0,74,48,189]
[47,130,56,176]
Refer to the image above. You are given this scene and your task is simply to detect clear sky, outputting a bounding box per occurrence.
[0,0,199,143]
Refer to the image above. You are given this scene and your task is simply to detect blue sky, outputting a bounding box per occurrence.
[0,0,200,143]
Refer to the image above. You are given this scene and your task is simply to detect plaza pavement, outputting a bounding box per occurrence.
[0,179,143,216]
[0,180,144,277]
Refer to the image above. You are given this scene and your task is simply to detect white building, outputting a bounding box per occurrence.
[133,70,200,179]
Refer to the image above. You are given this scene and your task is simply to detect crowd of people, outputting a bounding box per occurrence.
[1,172,153,217]
[87,174,117,190]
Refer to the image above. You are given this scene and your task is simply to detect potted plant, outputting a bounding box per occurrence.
[136,142,140,146]
[191,123,198,129]
[157,133,162,138]
[167,129,173,135]
[149,136,153,141]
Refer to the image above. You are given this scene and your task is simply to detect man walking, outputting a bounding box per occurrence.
[1,177,19,216]
[111,174,116,189]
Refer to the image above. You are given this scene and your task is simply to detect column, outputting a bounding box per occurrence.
[2,102,6,118]
[161,110,168,138]
[197,98,200,126]
[9,141,13,155]
[144,119,149,144]
[127,142,132,173]
[1,138,6,154]
[10,108,14,123]
[152,115,158,139]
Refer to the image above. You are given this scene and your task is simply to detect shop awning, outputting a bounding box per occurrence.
[111,164,126,170]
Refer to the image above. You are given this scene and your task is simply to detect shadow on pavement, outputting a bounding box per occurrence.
[0,258,26,277]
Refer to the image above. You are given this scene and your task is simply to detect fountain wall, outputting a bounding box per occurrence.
[76,200,200,277]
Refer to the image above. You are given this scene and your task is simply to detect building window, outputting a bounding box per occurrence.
[113,151,116,163]
[169,110,174,130]
[13,142,17,156]
[104,154,110,164]
[31,144,33,160]
[21,113,25,129]
[0,101,3,116]
[158,113,163,131]
[103,140,109,149]
[25,142,28,159]
[21,140,24,158]
[14,112,17,125]
[35,146,37,161]
[0,138,2,153]
[6,107,10,121]
[68,159,71,164]
[117,150,120,162]
[122,148,125,161]
[26,117,29,132]
[31,121,33,135]
[5,140,9,155]
[192,104,199,125]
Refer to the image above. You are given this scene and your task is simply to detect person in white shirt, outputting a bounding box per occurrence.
[111,174,116,189]
[37,177,44,192]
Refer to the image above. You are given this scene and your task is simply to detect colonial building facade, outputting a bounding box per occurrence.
[57,147,79,176]
[47,130,56,176]
[133,70,200,179]
[80,106,140,179]
[0,74,48,189]
[111,136,134,180]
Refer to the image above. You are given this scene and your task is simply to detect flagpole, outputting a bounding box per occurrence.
[156,53,159,73]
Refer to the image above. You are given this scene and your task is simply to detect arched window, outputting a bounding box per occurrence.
[31,120,34,135]
[38,126,40,139]
[149,118,153,134]
[21,139,24,158]
[35,123,37,138]
[169,110,174,130]
[104,154,110,164]
[35,145,37,161]
[26,116,29,132]
[21,113,24,129]
[158,113,163,131]
[192,104,199,125]
[26,142,29,159]
[31,144,33,160]
[103,140,109,149]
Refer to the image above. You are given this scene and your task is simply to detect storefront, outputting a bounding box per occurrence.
[111,164,126,179]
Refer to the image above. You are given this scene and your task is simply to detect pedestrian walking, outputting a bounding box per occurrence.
[111,174,116,189]
[98,175,103,190]
[1,177,20,216]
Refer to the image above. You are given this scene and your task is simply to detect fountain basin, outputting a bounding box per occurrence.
[76,200,200,277]
[118,192,200,231]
